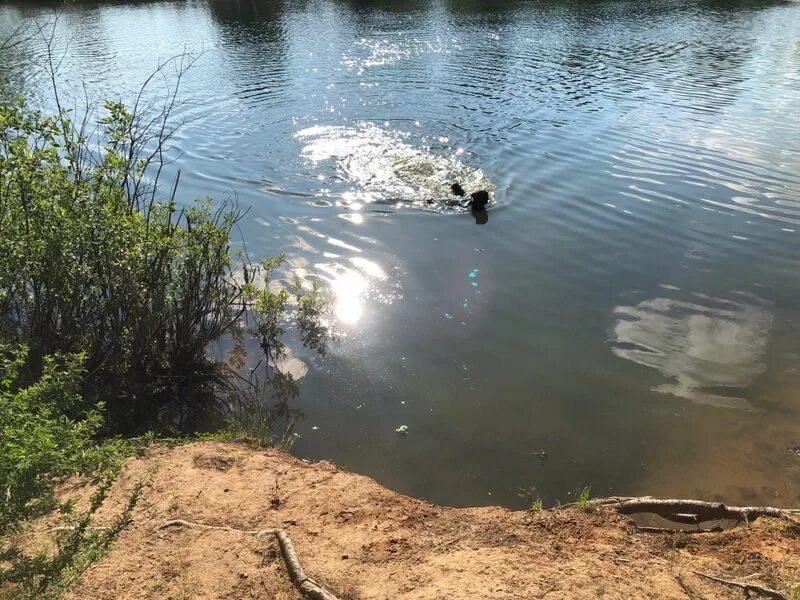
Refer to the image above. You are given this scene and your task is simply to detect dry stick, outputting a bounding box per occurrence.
[156,519,340,600]
[591,497,800,525]
[674,574,702,600]
[691,571,787,600]
[635,526,723,534]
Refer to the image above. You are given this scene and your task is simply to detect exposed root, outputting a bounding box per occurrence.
[691,570,787,600]
[156,519,340,600]
[593,497,800,526]
[675,574,702,600]
[151,500,799,599]
[636,526,724,534]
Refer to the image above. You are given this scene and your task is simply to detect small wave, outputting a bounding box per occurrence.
[341,35,458,73]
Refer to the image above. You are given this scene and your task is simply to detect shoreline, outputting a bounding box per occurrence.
[48,441,800,599]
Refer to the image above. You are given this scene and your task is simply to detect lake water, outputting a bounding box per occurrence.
[2,0,800,508]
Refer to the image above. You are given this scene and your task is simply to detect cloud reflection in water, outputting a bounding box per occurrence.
[611,292,772,408]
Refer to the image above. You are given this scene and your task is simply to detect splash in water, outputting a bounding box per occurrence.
[296,122,493,212]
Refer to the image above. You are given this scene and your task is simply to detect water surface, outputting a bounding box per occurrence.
[2,0,800,507]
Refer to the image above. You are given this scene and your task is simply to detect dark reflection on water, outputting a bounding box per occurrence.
[2,0,800,507]
[472,210,488,225]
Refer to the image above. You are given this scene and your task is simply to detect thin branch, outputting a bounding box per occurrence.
[691,571,786,600]
[636,526,723,534]
[0,21,34,52]
[156,519,340,600]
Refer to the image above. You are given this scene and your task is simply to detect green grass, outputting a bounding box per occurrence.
[518,486,544,512]
[575,486,596,511]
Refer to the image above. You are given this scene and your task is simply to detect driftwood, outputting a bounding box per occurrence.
[691,571,787,600]
[591,496,800,526]
[156,519,340,600]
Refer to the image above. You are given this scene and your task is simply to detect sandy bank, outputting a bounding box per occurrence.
[57,442,800,599]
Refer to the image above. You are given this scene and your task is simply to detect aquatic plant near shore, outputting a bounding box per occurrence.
[518,485,544,512]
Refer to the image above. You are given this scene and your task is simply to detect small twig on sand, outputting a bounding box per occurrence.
[691,571,787,600]
[675,574,701,600]
[636,526,723,534]
[156,519,339,600]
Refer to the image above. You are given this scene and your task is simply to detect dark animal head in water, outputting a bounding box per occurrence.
[450,183,466,197]
[469,190,490,211]
[451,183,490,212]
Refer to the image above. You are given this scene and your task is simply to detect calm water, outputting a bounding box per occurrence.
[2,0,800,508]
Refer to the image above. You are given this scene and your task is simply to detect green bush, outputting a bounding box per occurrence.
[0,345,102,536]
[0,345,141,600]
[0,43,328,597]
[0,95,327,435]
[0,97,245,431]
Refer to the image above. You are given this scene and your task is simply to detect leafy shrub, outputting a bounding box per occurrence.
[0,96,242,431]
[0,345,141,599]
[0,345,102,535]
[1,475,143,600]
[0,94,328,435]
[0,34,328,598]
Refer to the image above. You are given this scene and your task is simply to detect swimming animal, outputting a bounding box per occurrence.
[467,190,490,211]
[451,183,466,197]
[450,183,490,211]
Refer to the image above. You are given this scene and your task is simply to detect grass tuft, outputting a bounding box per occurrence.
[518,486,544,512]
[575,486,596,512]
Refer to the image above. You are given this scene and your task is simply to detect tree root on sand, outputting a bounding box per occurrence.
[691,570,787,600]
[155,519,340,600]
[591,497,800,528]
[152,500,799,598]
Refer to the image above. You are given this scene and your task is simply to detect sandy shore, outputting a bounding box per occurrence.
[53,442,800,599]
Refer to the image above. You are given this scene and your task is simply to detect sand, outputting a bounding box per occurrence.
[46,442,800,599]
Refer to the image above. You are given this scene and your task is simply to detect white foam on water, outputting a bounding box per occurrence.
[296,123,493,212]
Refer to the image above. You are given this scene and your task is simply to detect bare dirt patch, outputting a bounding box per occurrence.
[46,442,800,599]
[193,453,238,471]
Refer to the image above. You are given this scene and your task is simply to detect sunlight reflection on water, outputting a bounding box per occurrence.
[7,0,800,508]
[296,122,493,211]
